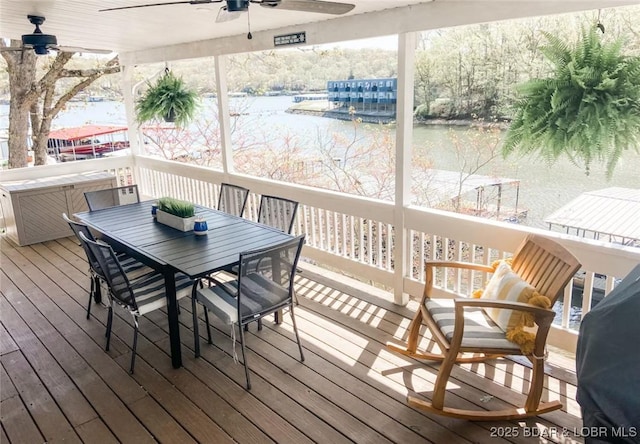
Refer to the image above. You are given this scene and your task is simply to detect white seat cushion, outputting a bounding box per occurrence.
[195,274,289,325]
[134,272,193,316]
[196,284,239,325]
[425,298,520,351]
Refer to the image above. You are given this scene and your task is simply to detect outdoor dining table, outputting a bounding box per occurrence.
[74,200,294,369]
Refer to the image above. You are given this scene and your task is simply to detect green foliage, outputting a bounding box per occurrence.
[157,197,195,218]
[503,26,640,178]
[414,104,431,119]
[136,70,199,127]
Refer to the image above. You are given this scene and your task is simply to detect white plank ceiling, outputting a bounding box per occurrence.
[1,0,639,64]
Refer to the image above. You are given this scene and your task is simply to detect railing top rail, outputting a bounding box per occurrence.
[0,155,135,182]
[135,155,395,223]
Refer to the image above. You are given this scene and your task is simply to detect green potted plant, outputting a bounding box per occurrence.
[136,69,199,127]
[156,197,197,231]
[503,26,640,179]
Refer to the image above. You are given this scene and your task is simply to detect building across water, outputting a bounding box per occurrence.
[326,77,397,123]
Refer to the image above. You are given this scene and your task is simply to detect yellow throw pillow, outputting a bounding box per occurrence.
[480,260,535,332]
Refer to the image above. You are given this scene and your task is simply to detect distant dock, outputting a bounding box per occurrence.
[287,101,396,124]
[293,93,328,103]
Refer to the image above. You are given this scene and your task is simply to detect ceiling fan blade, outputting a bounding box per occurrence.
[99,0,220,12]
[259,0,354,14]
[56,46,113,54]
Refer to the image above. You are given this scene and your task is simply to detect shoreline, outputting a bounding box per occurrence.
[286,106,509,128]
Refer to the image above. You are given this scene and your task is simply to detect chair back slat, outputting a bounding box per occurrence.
[510,234,581,304]
[236,235,305,321]
[79,232,137,310]
[257,195,299,234]
[218,183,250,217]
[62,213,104,277]
[85,185,140,211]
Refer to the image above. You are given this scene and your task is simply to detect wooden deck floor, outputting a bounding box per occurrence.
[1,235,585,443]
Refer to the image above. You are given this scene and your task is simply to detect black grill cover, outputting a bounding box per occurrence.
[576,263,640,441]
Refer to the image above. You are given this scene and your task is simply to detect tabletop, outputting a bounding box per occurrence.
[74,200,294,279]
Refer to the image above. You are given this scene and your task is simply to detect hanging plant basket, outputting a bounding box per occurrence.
[136,69,199,127]
[165,107,176,123]
[503,26,640,179]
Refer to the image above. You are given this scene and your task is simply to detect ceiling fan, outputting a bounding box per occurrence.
[100,0,356,20]
[0,15,112,56]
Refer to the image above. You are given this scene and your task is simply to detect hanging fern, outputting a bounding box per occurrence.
[503,26,640,178]
[136,70,199,128]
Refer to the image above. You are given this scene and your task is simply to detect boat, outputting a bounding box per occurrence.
[87,95,107,102]
[47,125,130,162]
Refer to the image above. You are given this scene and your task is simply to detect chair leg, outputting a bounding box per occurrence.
[105,306,113,350]
[431,349,458,410]
[238,323,251,390]
[130,316,139,374]
[405,308,425,354]
[192,296,201,358]
[87,276,95,319]
[524,354,546,411]
[293,288,300,306]
[94,276,102,304]
[204,307,212,344]
[386,305,430,358]
[289,306,305,362]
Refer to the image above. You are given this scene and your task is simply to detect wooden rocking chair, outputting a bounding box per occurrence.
[387,234,581,421]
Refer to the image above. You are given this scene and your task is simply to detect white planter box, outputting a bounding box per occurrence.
[156,209,196,232]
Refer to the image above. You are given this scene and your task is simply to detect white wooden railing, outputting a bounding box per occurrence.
[3,155,639,352]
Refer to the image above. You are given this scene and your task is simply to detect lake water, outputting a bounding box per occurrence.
[2,96,639,230]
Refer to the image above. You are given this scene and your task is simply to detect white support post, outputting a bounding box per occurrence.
[215,55,234,175]
[393,32,416,306]
[121,64,140,183]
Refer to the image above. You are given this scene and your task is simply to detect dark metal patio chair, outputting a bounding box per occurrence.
[257,194,299,234]
[257,195,301,307]
[84,185,140,211]
[213,192,303,331]
[223,194,302,317]
[218,183,249,217]
[191,235,306,390]
[79,231,194,373]
[62,213,152,319]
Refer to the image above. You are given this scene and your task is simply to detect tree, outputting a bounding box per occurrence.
[0,40,120,168]
[414,51,436,114]
[2,40,37,168]
[447,120,502,213]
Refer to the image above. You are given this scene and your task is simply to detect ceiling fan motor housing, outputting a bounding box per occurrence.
[22,34,57,55]
[22,15,57,55]
[226,0,250,12]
